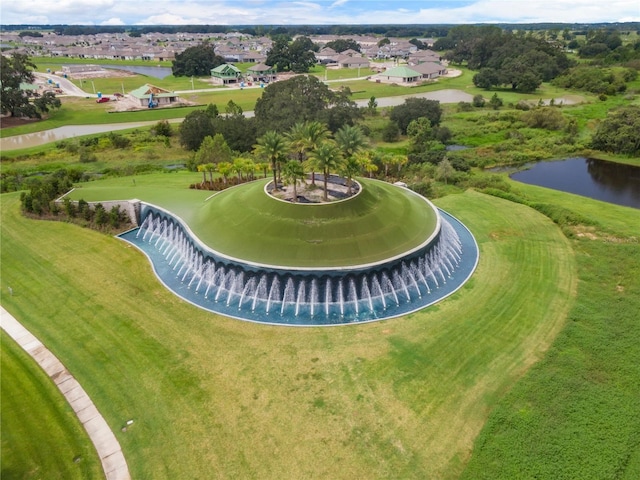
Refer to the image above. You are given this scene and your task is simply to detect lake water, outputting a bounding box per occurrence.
[62,63,173,79]
[510,157,640,209]
[103,64,173,79]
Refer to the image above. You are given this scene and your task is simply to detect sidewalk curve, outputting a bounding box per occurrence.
[0,306,131,480]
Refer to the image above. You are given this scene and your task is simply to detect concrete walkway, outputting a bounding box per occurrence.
[0,306,131,480]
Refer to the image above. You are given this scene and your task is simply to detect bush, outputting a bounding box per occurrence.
[522,107,567,130]
[79,137,99,147]
[472,94,485,107]
[108,132,131,149]
[449,156,470,172]
[463,173,512,192]
[152,120,173,137]
[381,121,400,142]
[79,148,97,163]
[408,180,434,198]
[489,93,503,110]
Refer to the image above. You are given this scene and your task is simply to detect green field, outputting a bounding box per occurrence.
[2,180,584,479]
[1,335,104,479]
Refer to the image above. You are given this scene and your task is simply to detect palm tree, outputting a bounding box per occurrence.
[300,121,330,186]
[340,156,361,196]
[392,154,408,176]
[205,163,216,185]
[335,125,366,194]
[281,160,306,203]
[356,151,378,178]
[240,158,257,181]
[232,158,245,182]
[255,161,270,178]
[309,141,343,201]
[217,161,233,185]
[334,124,366,161]
[196,163,207,186]
[254,131,289,191]
[285,122,308,163]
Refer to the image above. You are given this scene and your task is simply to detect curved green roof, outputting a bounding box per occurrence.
[188,178,438,268]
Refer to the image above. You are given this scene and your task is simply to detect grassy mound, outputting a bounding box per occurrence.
[192,178,438,267]
[68,176,439,268]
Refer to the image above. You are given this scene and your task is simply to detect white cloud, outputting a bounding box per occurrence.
[0,0,638,25]
[100,17,126,26]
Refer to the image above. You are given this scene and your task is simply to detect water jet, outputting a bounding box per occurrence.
[119,177,478,325]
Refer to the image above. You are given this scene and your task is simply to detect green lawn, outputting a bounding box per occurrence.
[1,335,104,480]
[461,187,640,479]
[1,187,576,479]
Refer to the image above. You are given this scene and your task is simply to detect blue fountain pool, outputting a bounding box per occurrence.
[118,206,479,326]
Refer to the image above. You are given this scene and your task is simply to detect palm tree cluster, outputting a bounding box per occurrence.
[192,121,411,201]
[254,121,372,202]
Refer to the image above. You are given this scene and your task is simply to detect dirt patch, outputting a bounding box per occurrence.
[271,178,357,203]
[0,115,41,130]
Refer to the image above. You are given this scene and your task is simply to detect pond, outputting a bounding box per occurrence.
[510,157,640,209]
[61,63,173,79]
[103,64,173,79]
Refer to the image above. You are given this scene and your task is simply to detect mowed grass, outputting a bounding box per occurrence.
[461,188,640,479]
[0,335,104,480]
[1,188,575,479]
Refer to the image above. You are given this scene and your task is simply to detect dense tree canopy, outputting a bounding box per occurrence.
[324,38,360,53]
[266,36,317,73]
[172,43,226,77]
[591,106,640,156]
[1,53,61,118]
[552,66,635,95]
[179,110,214,150]
[253,75,360,135]
[389,98,442,134]
[440,26,572,93]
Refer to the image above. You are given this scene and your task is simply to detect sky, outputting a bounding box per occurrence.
[1,0,639,26]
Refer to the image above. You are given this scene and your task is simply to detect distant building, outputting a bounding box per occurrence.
[412,62,447,80]
[377,66,422,84]
[246,63,277,83]
[210,63,243,85]
[130,84,179,108]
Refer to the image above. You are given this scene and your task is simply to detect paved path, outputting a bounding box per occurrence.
[0,306,131,480]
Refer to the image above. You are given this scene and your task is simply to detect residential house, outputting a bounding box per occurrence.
[210,63,243,85]
[336,55,370,69]
[315,47,339,64]
[130,84,179,108]
[377,65,422,84]
[408,49,442,65]
[412,62,447,80]
[246,63,277,83]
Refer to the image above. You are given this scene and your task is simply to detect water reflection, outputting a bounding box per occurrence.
[511,157,640,209]
[61,63,173,79]
[103,65,173,79]
[0,122,162,150]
